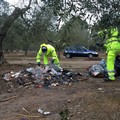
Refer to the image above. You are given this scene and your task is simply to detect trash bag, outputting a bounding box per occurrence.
[88,56,120,78]
[88,64,105,77]
[99,59,106,69]
[49,64,62,72]
[88,59,107,77]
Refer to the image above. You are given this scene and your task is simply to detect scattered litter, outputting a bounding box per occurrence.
[51,83,59,86]
[11,71,21,78]
[37,108,43,113]
[98,88,103,91]
[3,73,12,81]
[43,112,51,115]
[98,88,104,92]
[37,108,51,115]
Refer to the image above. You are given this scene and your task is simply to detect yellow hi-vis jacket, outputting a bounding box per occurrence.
[36,43,60,66]
[104,27,119,50]
[98,27,120,80]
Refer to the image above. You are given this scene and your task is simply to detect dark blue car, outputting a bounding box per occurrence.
[63,46,98,58]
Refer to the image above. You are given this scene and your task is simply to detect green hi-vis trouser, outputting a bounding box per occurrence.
[106,41,120,80]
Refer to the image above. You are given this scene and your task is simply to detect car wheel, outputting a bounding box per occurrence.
[88,54,93,58]
[66,54,71,58]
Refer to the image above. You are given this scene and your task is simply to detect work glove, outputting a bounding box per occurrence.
[37,62,41,66]
[51,59,55,64]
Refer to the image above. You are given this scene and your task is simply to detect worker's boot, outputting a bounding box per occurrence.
[104,77,115,82]
[103,71,115,82]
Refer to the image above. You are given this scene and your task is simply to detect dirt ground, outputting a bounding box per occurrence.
[0,52,120,120]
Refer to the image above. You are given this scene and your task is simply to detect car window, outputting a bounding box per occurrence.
[81,48,85,51]
[65,46,87,51]
[81,46,87,51]
[70,46,77,50]
[77,47,81,51]
[77,46,85,51]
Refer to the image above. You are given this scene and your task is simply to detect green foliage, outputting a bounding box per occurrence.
[58,16,89,48]
[59,108,69,120]
[3,19,24,51]
[2,0,119,54]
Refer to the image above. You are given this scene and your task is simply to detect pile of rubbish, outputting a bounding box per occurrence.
[88,55,120,77]
[88,59,106,77]
[3,66,83,89]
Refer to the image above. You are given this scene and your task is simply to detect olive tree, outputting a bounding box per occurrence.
[0,0,32,64]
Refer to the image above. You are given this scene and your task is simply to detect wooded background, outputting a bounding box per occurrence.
[0,0,120,63]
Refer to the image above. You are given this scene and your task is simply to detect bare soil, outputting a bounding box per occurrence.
[0,52,120,120]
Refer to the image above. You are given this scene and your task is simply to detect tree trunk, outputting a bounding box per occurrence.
[0,40,7,64]
[0,0,32,64]
[24,48,28,56]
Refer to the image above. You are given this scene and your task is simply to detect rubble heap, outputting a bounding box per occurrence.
[3,66,83,90]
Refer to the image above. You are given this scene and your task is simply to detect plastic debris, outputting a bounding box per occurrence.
[3,73,12,81]
[11,71,21,78]
[98,88,103,91]
[88,59,106,77]
[37,108,43,113]
[3,66,83,89]
[50,64,62,72]
[37,108,51,115]
[35,67,42,79]
[43,112,51,115]
[88,57,120,78]
[26,67,35,74]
